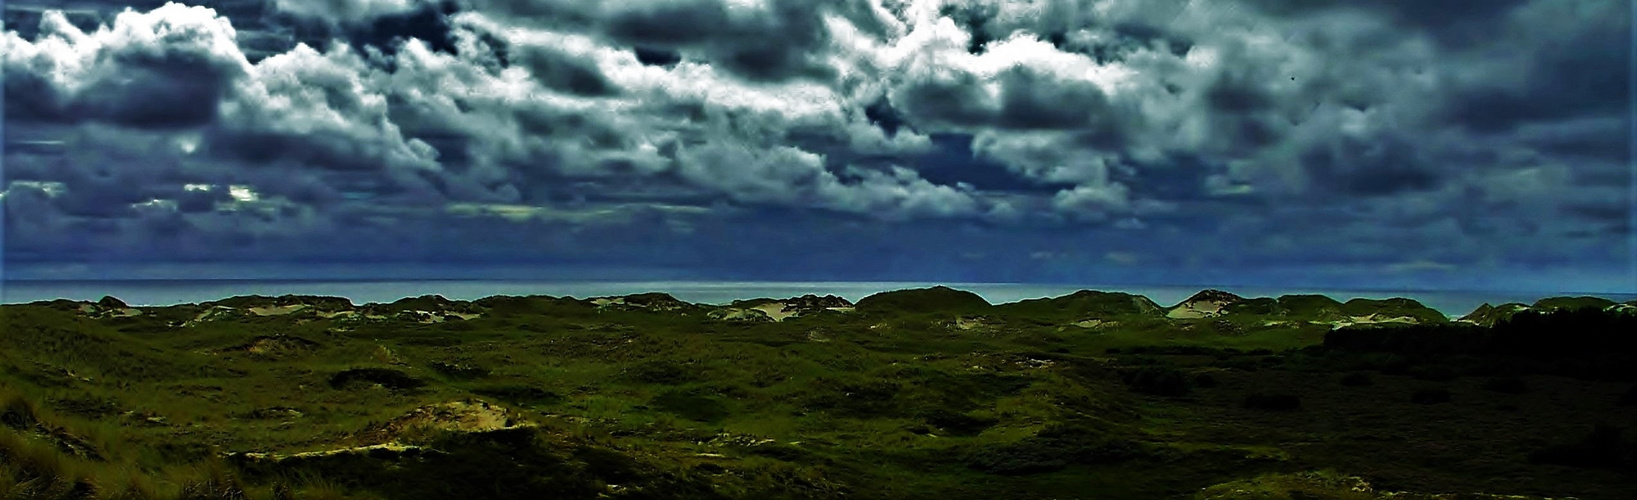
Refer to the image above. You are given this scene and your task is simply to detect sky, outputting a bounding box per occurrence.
[0,0,1633,293]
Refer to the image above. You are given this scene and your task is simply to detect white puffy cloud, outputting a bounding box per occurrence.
[2,3,440,177]
[212,42,442,173]
[2,4,252,127]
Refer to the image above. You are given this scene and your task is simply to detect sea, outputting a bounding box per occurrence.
[3,280,1634,318]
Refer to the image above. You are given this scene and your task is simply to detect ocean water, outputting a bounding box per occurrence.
[4,280,1633,317]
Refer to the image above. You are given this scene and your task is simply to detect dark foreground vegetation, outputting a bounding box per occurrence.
[1,288,1634,499]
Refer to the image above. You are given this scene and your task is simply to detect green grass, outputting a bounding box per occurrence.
[0,291,1632,499]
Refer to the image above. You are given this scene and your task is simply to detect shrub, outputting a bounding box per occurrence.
[1123,367,1191,397]
[651,390,729,423]
[964,445,1067,476]
[429,361,491,379]
[0,397,38,430]
[178,459,250,500]
[0,430,91,499]
[1217,357,1263,372]
[1339,372,1373,387]
[1242,393,1301,412]
[573,446,642,483]
[1192,373,1220,389]
[918,408,997,436]
[964,426,1144,476]
[1410,389,1451,405]
[1197,471,1379,500]
[1620,385,1637,406]
[1408,364,1459,382]
[798,379,902,417]
[233,427,721,500]
[627,361,700,385]
[328,368,425,391]
[1481,376,1528,394]
[471,385,563,407]
[855,287,990,313]
[48,396,121,419]
[743,443,817,463]
[1528,424,1626,468]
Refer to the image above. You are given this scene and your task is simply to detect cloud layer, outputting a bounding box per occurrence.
[2,0,1631,290]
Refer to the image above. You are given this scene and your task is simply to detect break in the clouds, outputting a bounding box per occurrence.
[1,0,1632,292]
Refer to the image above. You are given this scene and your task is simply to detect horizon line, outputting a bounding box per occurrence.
[4,280,1634,312]
[3,276,1634,297]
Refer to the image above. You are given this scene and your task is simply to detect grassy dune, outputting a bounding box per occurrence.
[1,289,1633,499]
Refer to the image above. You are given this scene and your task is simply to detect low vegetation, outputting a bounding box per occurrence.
[1,288,1633,499]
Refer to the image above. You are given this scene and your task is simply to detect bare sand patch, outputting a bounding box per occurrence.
[1167,300,1229,319]
[752,303,799,322]
[182,306,240,327]
[107,308,144,318]
[231,400,531,462]
[237,443,426,462]
[359,400,528,445]
[77,303,144,318]
[711,308,773,322]
[1329,314,1420,330]
[248,304,307,316]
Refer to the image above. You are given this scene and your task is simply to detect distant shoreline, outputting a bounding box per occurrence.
[4,280,1634,317]
[2,277,1624,297]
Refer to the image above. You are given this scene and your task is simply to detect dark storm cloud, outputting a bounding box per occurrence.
[601,1,726,46]
[891,64,1136,136]
[73,62,233,128]
[1510,118,1630,163]
[3,183,71,231]
[1300,134,1442,197]
[604,0,837,82]
[2,70,73,123]
[1118,153,1242,204]
[889,70,994,129]
[935,0,997,54]
[326,1,459,55]
[1444,18,1631,133]
[907,134,1044,193]
[1,0,1631,290]
[465,0,596,26]
[513,44,621,97]
[862,95,909,137]
[632,46,683,67]
[457,0,898,83]
[994,67,1118,131]
[1242,0,1534,45]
